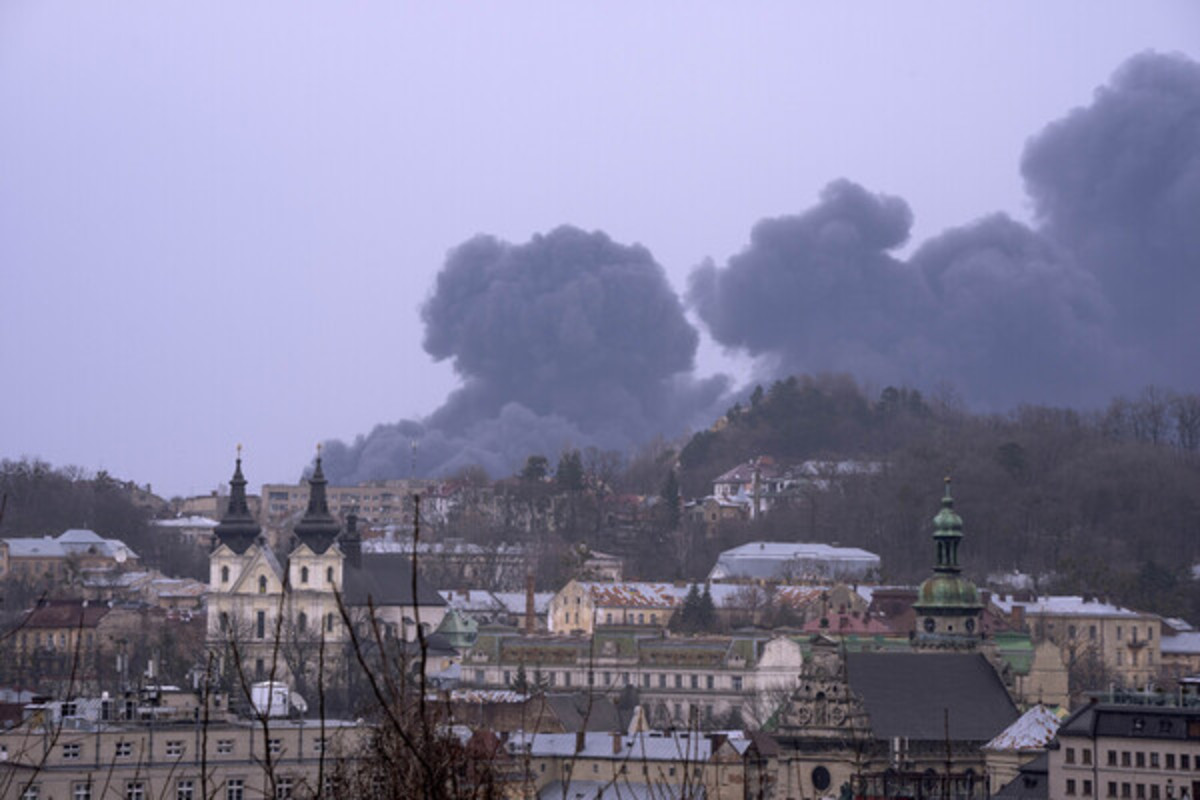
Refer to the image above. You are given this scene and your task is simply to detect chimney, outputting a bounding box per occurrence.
[612,732,622,755]
[575,730,586,754]
[343,514,362,569]
[525,574,536,634]
[1012,605,1026,630]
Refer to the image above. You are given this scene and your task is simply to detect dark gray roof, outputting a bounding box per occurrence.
[994,753,1049,800]
[343,554,447,608]
[1057,704,1200,741]
[543,692,624,732]
[845,652,1018,742]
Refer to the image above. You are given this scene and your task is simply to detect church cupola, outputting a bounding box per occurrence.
[213,447,262,554]
[293,448,341,554]
[912,478,983,647]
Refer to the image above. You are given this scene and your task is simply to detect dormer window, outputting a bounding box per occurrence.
[301,567,309,584]
[326,567,334,583]
[221,566,230,583]
[258,575,267,594]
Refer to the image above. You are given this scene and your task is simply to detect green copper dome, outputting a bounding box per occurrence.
[913,479,981,612]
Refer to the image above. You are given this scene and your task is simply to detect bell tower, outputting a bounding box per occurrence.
[911,478,983,648]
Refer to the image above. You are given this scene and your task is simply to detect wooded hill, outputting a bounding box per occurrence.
[673,375,1200,619]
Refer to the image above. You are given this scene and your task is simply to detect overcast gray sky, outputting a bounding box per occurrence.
[2,3,1198,498]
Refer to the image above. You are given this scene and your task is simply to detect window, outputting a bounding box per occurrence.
[268,738,282,755]
[1181,754,1190,769]
[176,780,194,800]
[643,674,651,688]
[258,575,267,594]
[166,740,184,757]
[690,674,699,689]
[220,612,229,631]
[658,674,666,688]
[1148,627,1154,641]
[1109,782,1118,798]
[257,611,266,639]
[1118,626,1124,640]
[1069,625,1077,639]
[326,567,334,583]
[300,566,309,584]
[1137,785,1145,799]
[326,613,334,633]
[1151,753,1160,768]
[606,613,613,624]
[298,612,307,632]
[675,674,683,689]
[732,676,743,691]
[503,670,510,685]
[221,565,229,583]
[63,743,81,759]
[1068,747,1077,764]
[1084,749,1093,765]
[1068,779,1078,796]
[1138,753,1146,768]
[1123,752,1132,767]
[115,741,132,758]
[275,778,293,799]
[603,671,612,686]
[1091,625,1098,640]
[706,675,714,689]
[1109,751,1118,767]
[313,738,327,754]
[564,672,571,687]
[1121,784,1131,799]
[217,739,234,754]
[1085,780,1093,797]
[126,783,145,800]
[226,780,244,800]
[1150,786,1159,800]
[21,786,39,800]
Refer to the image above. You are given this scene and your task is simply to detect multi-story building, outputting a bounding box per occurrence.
[1051,699,1200,800]
[462,629,804,726]
[206,456,446,699]
[0,529,139,582]
[0,706,365,800]
[260,477,432,531]
[991,594,1164,688]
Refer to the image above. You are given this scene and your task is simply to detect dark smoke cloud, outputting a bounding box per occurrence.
[324,227,728,483]
[325,51,1200,482]
[1022,51,1200,375]
[691,51,1199,408]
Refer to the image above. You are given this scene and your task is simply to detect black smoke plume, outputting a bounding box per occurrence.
[322,227,728,483]
[690,50,1199,409]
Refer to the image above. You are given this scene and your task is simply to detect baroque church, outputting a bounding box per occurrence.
[769,480,1020,800]
[205,452,447,703]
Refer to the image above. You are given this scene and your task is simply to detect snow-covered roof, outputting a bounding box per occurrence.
[152,516,218,529]
[506,730,715,762]
[440,589,553,615]
[990,595,1153,619]
[1161,631,1200,656]
[3,529,138,561]
[708,541,880,581]
[984,704,1062,751]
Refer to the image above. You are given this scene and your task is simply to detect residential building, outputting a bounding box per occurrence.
[983,704,1064,795]
[709,455,882,520]
[707,540,880,583]
[991,594,1164,688]
[1050,699,1200,800]
[150,515,219,546]
[0,529,139,582]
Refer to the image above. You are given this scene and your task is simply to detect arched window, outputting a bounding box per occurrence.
[300,566,309,584]
[326,566,334,583]
[258,575,267,594]
[326,613,334,633]
[221,565,229,583]
[297,612,308,632]
[219,612,229,631]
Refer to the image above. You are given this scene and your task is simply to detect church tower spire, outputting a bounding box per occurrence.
[213,446,262,554]
[912,478,982,648]
[293,446,341,553]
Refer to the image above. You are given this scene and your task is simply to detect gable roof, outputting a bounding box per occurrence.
[845,652,1018,741]
[343,553,446,608]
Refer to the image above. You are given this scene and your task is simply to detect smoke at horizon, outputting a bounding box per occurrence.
[323,50,1200,483]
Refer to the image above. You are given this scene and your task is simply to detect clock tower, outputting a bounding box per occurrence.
[911,478,983,648]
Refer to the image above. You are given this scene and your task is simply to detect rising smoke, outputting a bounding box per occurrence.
[321,227,729,483]
[324,51,1200,482]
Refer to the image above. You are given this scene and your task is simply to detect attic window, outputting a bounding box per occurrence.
[258,576,268,594]
[327,567,334,583]
[221,566,229,583]
[301,567,309,584]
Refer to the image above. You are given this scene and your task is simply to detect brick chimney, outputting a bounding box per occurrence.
[525,574,536,634]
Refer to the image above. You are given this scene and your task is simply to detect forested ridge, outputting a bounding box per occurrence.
[676,375,1200,618]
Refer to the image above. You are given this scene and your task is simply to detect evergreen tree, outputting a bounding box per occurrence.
[697,583,717,631]
[659,469,682,530]
[555,449,584,492]
[673,584,702,632]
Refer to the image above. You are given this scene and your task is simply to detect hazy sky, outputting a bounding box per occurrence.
[2,3,1198,499]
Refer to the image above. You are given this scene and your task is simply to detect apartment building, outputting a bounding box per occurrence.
[992,595,1164,687]
[0,713,364,799]
[1051,700,1200,800]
